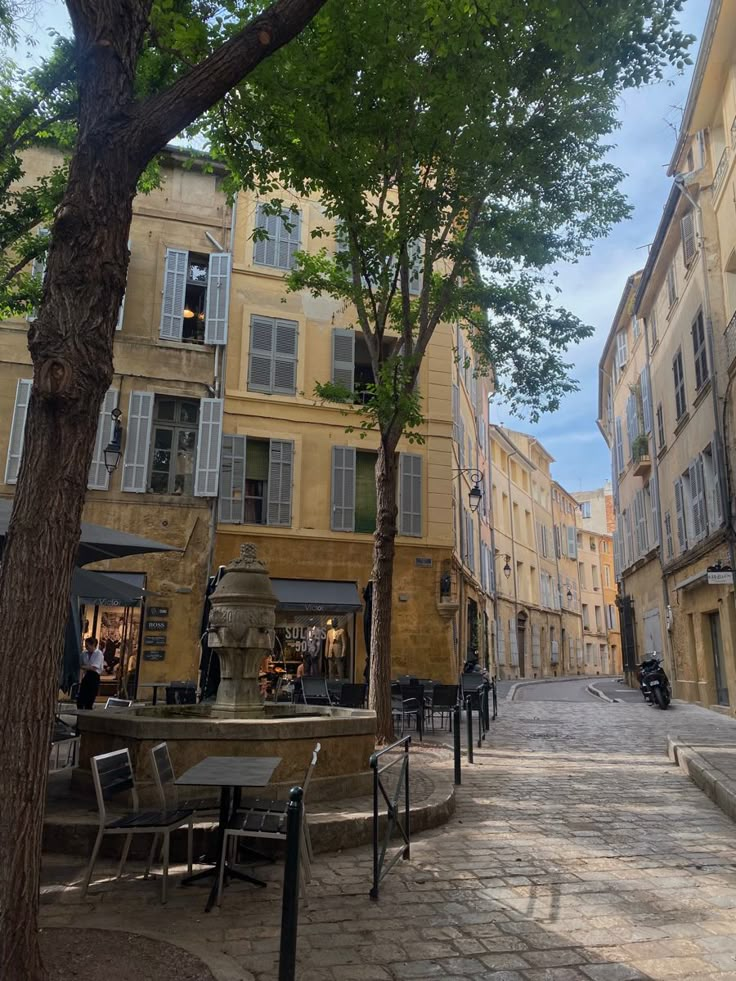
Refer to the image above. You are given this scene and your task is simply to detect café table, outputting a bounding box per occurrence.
[135,681,171,705]
[176,755,281,912]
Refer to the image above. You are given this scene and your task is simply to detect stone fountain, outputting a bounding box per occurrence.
[72,544,375,804]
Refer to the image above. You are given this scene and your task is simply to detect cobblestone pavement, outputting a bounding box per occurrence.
[41,697,736,981]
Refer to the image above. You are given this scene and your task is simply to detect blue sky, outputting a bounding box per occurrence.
[490,0,708,493]
[14,3,708,495]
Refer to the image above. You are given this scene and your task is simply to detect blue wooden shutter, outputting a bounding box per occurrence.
[116,240,131,331]
[273,319,298,394]
[331,446,355,531]
[88,388,119,490]
[4,378,32,484]
[332,329,355,392]
[194,398,223,497]
[267,439,294,526]
[219,434,246,524]
[159,248,187,340]
[399,453,422,537]
[204,252,231,345]
[121,391,154,493]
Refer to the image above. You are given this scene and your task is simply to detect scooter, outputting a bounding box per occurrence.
[638,652,672,710]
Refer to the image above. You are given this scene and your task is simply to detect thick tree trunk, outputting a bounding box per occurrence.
[368,438,400,744]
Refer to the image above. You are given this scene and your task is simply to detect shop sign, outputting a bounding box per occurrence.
[143,650,166,661]
[144,635,166,645]
[148,606,169,617]
[283,624,326,653]
[415,557,433,568]
[145,620,167,631]
[708,570,734,586]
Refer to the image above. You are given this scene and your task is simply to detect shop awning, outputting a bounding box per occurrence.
[72,569,147,606]
[271,578,363,613]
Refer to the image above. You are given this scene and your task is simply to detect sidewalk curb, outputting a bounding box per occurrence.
[668,736,736,824]
[587,681,619,704]
[506,676,588,702]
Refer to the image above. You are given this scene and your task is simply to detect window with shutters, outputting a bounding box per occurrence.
[673,349,687,420]
[615,418,625,474]
[667,263,677,308]
[703,442,722,531]
[148,397,199,495]
[159,250,231,345]
[674,478,687,552]
[649,309,658,347]
[88,389,120,491]
[681,212,696,266]
[353,335,396,404]
[656,404,666,452]
[594,606,603,632]
[616,330,628,371]
[218,436,293,526]
[691,311,709,390]
[631,315,640,340]
[4,378,32,484]
[664,511,674,559]
[247,315,298,395]
[253,203,301,270]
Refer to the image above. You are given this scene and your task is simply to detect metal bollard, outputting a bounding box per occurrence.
[465,694,474,764]
[278,786,303,981]
[453,703,461,785]
[482,683,490,732]
[492,679,498,721]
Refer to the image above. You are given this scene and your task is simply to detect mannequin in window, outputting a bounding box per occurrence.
[304,625,323,677]
[325,619,349,680]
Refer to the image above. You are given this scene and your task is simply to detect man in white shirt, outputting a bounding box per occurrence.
[77,637,105,710]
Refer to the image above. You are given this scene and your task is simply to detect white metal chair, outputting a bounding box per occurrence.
[104,697,133,710]
[217,742,321,906]
[82,748,193,903]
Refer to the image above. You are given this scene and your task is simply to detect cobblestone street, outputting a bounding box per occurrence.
[42,694,736,980]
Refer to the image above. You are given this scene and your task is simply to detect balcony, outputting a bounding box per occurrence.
[726,309,736,371]
[632,435,651,477]
[713,146,730,200]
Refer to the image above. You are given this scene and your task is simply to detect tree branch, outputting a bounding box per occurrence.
[132,0,328,162]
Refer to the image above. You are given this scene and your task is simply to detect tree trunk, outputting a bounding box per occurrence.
[368,438,399,744]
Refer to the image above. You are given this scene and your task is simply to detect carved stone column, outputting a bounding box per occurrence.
[207,543,277,713]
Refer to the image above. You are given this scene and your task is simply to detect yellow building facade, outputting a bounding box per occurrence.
[1,146,231,692]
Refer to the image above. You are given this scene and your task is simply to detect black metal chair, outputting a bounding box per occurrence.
[393,684,424,741]
[83,748,193,903]
[300,678,333,706]
[337,683,366,708]
[429,684,459,730]
[150,741,220,813]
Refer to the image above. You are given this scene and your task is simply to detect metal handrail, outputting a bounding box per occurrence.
[369,735,411,899]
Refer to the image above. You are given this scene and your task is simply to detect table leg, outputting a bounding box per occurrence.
[152,687,158,706]
[204,785,266,912]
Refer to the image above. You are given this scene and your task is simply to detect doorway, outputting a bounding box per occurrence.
[517,611,528,677]
[709,611,730,706]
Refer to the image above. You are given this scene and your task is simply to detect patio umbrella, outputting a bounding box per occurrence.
[0,497,179,565]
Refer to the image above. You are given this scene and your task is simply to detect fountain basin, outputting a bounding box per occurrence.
[72,702,376,806]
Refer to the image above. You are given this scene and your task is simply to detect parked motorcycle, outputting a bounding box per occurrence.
[638,652,672,709]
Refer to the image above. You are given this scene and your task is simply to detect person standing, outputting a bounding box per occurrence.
[77,637,104,711]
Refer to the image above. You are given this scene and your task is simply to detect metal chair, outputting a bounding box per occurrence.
[217,742,321,906]
[300,678,333,705]
[83,748,193,903]
[150,741,220,813]
[337,683,366,708]
[429,684,459,731]
[393,684,424,741]
[104,697,133,710]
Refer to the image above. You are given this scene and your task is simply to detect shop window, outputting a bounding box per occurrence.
[159,249,231,345]
[149,397,199,495]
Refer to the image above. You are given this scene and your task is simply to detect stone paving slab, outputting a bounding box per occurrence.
[40,697,736,980]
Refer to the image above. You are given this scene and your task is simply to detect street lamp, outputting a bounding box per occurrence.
[104,407,123,475]
[566,588,573,604]
[454,468,484,513]
[503,555,511,579]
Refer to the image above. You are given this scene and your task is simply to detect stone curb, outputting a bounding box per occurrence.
[668,736,736,824]
[586,681,619,703]
[506,676,595,702]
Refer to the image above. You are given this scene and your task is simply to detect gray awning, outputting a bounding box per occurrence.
[271,578,363,613]
[72,569,147,606]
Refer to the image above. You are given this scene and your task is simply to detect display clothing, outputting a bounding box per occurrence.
[304,626,323,677]
[325,626,349,680]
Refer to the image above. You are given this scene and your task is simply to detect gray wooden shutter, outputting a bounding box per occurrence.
[710,435,724,528]
[331,446,355,531]
[4,378,32,484]
[640,368,652,434]
[267,439,294,526]
[696,454,708,539]
[567,525,577,558]
[399,453,422,537]
[204,252,231,345]
[408,238,423,295]
[332,329,355,392]
[681,212,696,265]
[650,472,660,547]
[283,209,301,270]
[116,240,131,331]
[248,315,274,392]
[121,391,154,493]
[273,319,298,394]
[88,388,119,490]
[615,418,624,473]
[194,397,223,497]
[219,434,246,524]
[159,248,187,340]
[688,461,701,541]
[674,478,686,551]
[253,204,278,266]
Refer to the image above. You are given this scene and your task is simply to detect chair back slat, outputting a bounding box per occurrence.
[150,742,176,807]
[91,750,136,823]
[431,684,459,708]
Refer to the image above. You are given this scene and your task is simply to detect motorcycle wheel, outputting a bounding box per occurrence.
[653,686,668,710]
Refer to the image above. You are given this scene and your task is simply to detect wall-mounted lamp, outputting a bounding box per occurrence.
[566,588,573,604]
[453,468,484,513]
[104,407,123,475]
[503,555,512,579]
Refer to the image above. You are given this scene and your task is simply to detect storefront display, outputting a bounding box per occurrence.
[78,572,145,699]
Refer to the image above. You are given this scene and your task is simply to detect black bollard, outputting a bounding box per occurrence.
[278,786,303,981]
[492,678,498,720]
[465,694,474,764]
[453,703,461,785]
[482,683,490,732]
